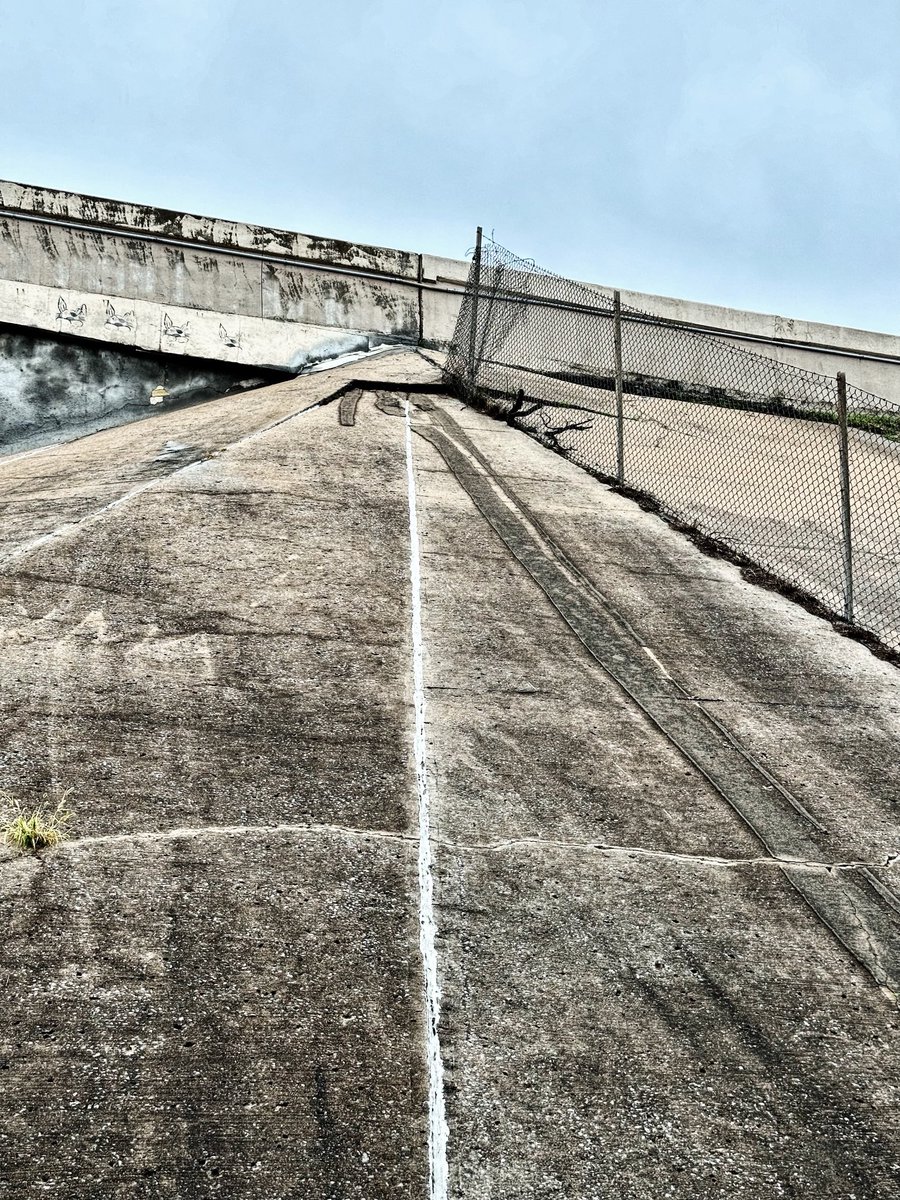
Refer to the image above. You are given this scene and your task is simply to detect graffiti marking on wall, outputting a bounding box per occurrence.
[56,297,86,327]
[104,300,136,330]
[219,323,242,349]
[163,313,190,341]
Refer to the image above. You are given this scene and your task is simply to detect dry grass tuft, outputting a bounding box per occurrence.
[1,789,74,852]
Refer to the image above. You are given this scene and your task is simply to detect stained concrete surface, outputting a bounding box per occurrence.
[0,180,458,373]
[432,410,900,864]
[0,326,279,450]
[415,400,900,1196]
[1,349,900,1197]
[2,835,426,1199]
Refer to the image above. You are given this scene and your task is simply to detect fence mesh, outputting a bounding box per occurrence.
[445,237,900,655]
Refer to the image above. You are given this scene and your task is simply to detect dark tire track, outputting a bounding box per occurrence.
[419,406,900,996]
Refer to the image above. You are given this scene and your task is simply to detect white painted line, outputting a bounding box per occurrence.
[405,400,449,1200]
[0,475,166,568]
[642,645,672,680]
[0,399,323,570]
[0,442,66,467]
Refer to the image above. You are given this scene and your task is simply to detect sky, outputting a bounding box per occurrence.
[1,0,899,332]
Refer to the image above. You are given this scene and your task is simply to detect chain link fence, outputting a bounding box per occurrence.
[445,235,900,656]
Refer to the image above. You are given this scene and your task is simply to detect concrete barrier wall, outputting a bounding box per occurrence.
[0,180,466,373]
[2,178,900,402]
[0,180,421,276]
[610,286,900,403]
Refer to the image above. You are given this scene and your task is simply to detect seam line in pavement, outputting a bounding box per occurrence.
[0,354,432,567]
[47,821,899,875]
[0,396,328,570]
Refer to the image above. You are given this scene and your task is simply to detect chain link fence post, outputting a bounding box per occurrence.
[613,290,625,484]
[836,371,854,623]
[467,226,483,397]
[444,236,900,654]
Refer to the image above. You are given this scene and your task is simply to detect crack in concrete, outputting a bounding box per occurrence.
[841,880,889,985]
[22,821,897,875]
[456,838,900,874]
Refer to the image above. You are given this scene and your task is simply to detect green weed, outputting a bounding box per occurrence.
[1,790,74,852]
[847,410,900,441]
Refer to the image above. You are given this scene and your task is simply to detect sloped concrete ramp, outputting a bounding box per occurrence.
[1,349,899,1198]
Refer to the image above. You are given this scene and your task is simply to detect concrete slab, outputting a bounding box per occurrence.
[0,348,442,558]
[436,848,900,1200]
[410,395,900,1195]
[2,356,900,1197]
[1,834,426,1199]
[0,357,440,1198]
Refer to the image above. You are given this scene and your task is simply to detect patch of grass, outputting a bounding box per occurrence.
[639,381,900,442]
[1,789,74,852]
[775,406,900,441]
[848,409,900,441]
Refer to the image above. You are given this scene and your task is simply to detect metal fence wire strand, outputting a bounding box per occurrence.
[445,236,900,655]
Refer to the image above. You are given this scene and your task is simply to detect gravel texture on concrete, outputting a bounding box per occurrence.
[1,349,899,1198]
[413,396,900,1198]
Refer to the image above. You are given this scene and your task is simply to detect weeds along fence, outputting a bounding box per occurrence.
[445,234,900,656]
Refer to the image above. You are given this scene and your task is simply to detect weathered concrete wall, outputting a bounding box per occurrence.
[608,284,900,403]
[0,179,421,274]
[0,326,281,449]
[0,268,410,375]
[2,178,900,402]
[0,180,463,373]
[0,209,424,336]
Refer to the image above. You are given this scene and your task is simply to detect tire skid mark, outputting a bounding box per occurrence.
[417,405,900,998]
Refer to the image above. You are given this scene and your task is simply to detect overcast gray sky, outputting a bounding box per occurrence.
[2,0,898,331]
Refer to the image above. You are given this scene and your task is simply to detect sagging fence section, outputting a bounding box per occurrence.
[445,234,900,655]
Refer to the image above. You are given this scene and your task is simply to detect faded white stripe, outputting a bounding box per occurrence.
[405,400,449,1200]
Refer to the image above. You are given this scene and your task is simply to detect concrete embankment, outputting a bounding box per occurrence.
[0,324,285,452]
[1,349,899,1197]
[4,177,900,405]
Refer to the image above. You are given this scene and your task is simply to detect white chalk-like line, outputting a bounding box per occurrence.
[0,397,326,571]
[642,645,672,680]
[405,400,449,1200]
[0,475,167,568]
[0,442,67,467]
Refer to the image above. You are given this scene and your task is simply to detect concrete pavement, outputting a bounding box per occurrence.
[1,349,899,1198]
